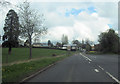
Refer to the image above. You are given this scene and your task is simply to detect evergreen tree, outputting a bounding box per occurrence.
[48,40,51,47]
[3,9,20,54]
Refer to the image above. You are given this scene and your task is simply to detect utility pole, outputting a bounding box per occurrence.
[0,35,1,41]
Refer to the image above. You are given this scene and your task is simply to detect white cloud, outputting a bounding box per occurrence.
[29,0,119,2]
[0,1,118,44]
[94,2,118,29]
[41,11,110,43]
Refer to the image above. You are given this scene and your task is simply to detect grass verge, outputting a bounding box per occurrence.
[2,51,76,83]
[86,51,103,55]
[86,51,118,55]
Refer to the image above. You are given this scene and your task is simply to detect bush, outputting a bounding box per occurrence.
[52,54,56,56]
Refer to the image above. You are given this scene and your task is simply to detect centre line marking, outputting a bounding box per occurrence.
[105,71,120,84]
[94,69,99,72]
[80,53,92,62]
[98,66,104,70]
[98,65,120,83]
[80,53,120,84]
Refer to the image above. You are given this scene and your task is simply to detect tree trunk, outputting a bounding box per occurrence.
[29,37,32,59]
[8,42,12,55]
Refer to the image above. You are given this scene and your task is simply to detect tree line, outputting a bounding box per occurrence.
[50,28,120,54]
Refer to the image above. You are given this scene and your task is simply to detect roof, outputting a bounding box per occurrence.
[33,43,42,45]
[33,43,48,47]
[63,44,77,47]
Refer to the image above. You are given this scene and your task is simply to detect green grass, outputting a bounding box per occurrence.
[2,48,77,83]
[2,48,67,64]
[2,51,76,83]
[86,51,102,55]
[2,56,67,83]
[87,51,118,55]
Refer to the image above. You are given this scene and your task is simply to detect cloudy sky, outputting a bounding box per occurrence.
[0,0,118,44]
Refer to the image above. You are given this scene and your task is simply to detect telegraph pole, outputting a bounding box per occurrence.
[0,35,1,41]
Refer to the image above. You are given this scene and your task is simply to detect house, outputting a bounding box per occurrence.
[32,43,43,47]
[32,43,49,48]
[61,44,69,50]
[71,44,77,51]
[91,45,95,51]
[94,44,101,51]
[42,43,49,47]
[61,44,77,51]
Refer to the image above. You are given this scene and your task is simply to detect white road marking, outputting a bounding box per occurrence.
[86,57,92,62]
[80,53,120,83]
[105,71,120,84]
[88,62,90,63]
[80,53,92,62]
[94,69,99,72]
[98,66,104,70]
[98,65,120,83]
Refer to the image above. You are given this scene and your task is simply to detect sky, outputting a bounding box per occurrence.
[0,0,119,44]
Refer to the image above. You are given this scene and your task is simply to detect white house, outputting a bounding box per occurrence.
[61,44,77,51]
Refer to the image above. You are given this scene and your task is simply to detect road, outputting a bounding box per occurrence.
[27,52,119,83]
[81,53,119,81]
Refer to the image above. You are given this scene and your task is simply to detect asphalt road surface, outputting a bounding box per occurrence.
[27,52,119,83]
[81,53,119,80]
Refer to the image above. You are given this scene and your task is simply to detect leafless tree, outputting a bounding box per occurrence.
[0,0,11,6]
[18,1,47,59]
[0,0,11,11]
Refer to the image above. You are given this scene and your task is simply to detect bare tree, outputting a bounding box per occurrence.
[18,1,47,59]
[0,0,11,6]
[85,38,93,52]
[0,0,11,12]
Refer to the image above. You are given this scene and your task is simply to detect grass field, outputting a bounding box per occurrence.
[2,48,67,64]
[2,48,76,83]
